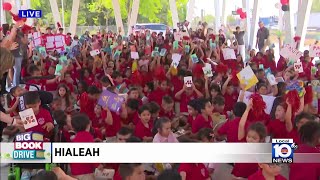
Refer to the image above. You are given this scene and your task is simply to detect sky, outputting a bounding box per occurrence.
[193,0,299,18]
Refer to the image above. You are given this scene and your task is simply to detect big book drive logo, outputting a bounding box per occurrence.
[13,132,49,160]
[272,139,297,163]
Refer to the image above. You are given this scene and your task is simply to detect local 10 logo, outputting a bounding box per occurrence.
[13,132,45,160]
[272,139,298,163]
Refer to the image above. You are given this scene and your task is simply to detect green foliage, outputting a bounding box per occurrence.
[312,0,320,12]
[26,0,188,28]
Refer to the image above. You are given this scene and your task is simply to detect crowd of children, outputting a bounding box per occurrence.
[1,19,320,180]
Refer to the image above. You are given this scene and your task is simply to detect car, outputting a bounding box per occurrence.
[133,23,170,35]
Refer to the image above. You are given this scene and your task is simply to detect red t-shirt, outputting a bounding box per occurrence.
[289,144,320,180]
[70,131,99,176]
[232,163,259,178]
[249,170,287,180]
[25,79,46,91]
[171,76,184,99]
[267,119,287,139]
[192,114,213,134]
[218,117,249,142]
[148,87,171,106]
[277,56,287,72]
[264,59,277,73]
[79,92,96,120]
[91,114,105,128]
[134,120,153,140]
[124,111,139,125]
[159,107,175,120]
[286,129,301,145]
[178,163,210,180]
[105,111,121,137]
[223,91,239,112]
[27,108,53,138]
[179,92,198,113]
[45,81,58,91]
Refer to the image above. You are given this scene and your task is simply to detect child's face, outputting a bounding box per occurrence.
[65,74,73,83]
[58,87,67,97]
[108,61,115,68]
[275,105,285,120]
[94,105,102,115]
[48,67,55,75]
[51,101,62,111]
[210,89,219,98]
[246,130,262,143]
[26,102,41,115]
[214,104,225,113]
[13,87,25,97]
[203,102,213,115]
[284,71,293,81]
[84,70,90,77]
[125,69,131,78]
[187,105,197,116]
[259,164,282,177]
[162,102,174,112]
[257,72,265,79]
[159,122,172,137]
[115,76,123,84]
[160,81,168,90]
[258,86,268,95]
[129,90,139,99]
[226,85,234,95]
[296,118,309,131]
[139,110,151,123]
[32,70,42,77]
[143,85,149,93]
[185,87,193,95]
[129,165,146,180]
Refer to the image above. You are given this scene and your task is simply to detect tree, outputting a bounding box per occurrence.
[312,0,320,12]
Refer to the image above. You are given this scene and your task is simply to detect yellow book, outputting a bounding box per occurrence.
[236,66,258,90]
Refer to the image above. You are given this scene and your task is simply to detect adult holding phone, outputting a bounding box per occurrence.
[256,21,270,53]
[228,25,246,61]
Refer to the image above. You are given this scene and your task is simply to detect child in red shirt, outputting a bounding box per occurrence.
[26,65,59,91]
[124,99,140,126]
[249,164,287,180]
[289,121,320,180]
[175,84,203,114]
[159,96,175,120]
[186,99,200,129]
[217,102,247,142]
[233,99,267,179]
[148,79,171,106]
[8,86,26,116]
[70,113,102,179]
[92,104,105,129]
[267,103,288,139]
[192,98,213,134]
[178,163,210,180]
[23,91,54,139]
[221,75,239,112]
[134,105,153,142]
[79,85,100,121]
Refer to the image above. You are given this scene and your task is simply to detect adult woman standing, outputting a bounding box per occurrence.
[0,47,21,141]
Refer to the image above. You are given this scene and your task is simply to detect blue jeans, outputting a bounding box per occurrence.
[13,56,23,86]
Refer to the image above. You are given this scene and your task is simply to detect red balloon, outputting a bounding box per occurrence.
[236,8,243,15]
[240,12,247,19]
[2,2,12,11]
[280,0,289,5]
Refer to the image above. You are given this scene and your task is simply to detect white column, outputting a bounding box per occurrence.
[0,0,6,25]
[214,0,221,33]
[111,0,124,35]
[221,0,226,25]
[283,1,294,45]
[296,0,313,50]
[49,0,62,29]
[61,0,65,29]
[127,0,140,35]
[69,0,80,36]
[169,0,179,29]
[21,0,33,26]
[242,0,250,47]
[186,0,195,23]
[249,0,260,50]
